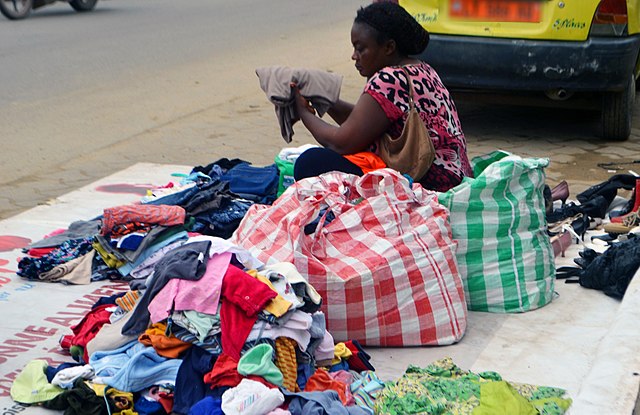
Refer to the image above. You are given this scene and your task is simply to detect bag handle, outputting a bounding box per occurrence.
[400,66,416,111]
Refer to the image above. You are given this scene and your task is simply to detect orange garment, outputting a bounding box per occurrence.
[304,368,354,406]
[344,152,386,173]
[138,322,192,359]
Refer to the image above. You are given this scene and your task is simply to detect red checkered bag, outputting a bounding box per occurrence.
[230,168,467,346]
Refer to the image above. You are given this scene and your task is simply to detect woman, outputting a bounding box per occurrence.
[292,1,472,192]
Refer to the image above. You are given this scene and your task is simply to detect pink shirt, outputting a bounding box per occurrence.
[148,252,231,323]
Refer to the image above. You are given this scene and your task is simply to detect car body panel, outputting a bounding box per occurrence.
[422,34,640,92]
[399,0,639,139]
[400,0,610,40]
[402,0,640,92]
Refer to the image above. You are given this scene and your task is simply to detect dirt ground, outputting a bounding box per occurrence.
[1,14,639,219]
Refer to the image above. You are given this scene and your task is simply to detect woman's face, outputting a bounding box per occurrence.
[351,22,393,78]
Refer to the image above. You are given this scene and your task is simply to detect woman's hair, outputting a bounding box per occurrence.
[355,1,429,56]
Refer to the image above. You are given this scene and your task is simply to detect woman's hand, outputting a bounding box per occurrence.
[290,82,316,123]
[289,82,390,155]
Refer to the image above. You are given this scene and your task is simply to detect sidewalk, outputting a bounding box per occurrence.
[1,162,639,414]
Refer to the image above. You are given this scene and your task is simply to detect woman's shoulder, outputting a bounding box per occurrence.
[368,62,436,85]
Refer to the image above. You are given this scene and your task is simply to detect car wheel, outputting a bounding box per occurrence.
[601,74,635,141]
[69,0,97,12]
[0,0,33,19]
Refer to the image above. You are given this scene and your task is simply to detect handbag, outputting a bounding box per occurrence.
[377,66,435,181]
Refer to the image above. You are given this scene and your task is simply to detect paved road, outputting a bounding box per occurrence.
[1,0,639,219]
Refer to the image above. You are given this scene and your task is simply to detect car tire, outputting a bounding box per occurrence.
[0,0,33,19]
[69,0,97,12]
[601,74,635,141]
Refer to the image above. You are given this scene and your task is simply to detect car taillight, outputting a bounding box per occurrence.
[591,0,628,36]
[595,0,628,23]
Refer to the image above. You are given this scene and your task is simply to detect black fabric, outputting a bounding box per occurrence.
[192,158,248,176]
[547,195,610,224]
[293,147,364,181]
[555,235,640,299]
[576,174,636,206]
[43,378,113,415]
[181,180,237,216]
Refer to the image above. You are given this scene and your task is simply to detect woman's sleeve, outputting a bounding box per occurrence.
[363,68,405,123]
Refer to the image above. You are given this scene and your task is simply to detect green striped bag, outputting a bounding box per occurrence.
[437,150,555,313]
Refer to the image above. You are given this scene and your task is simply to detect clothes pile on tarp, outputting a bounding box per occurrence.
[10,154,573,414]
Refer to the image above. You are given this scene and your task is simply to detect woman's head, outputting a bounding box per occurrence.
[351,2,429,77]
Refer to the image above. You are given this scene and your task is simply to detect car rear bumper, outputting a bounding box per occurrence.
[420,34,640,92]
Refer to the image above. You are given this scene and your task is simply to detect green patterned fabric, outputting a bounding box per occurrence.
[375,357,571,415]
[437,150,556,313]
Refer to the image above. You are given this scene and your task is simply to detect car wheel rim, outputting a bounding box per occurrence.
[3,0,28,13]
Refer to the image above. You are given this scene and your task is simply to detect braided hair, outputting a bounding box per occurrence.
[355,2,430,56]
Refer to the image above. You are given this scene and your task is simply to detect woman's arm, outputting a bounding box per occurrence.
[327,99,355,125]
[293,86,390,155]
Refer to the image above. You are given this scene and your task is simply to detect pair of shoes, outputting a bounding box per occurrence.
[611,178,640,223]
[551,180,569,206]
[546,195,609,225]
[548,213,583,235]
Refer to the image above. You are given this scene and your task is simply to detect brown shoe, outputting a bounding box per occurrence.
[551,180,569,205]
[604,211,640,234]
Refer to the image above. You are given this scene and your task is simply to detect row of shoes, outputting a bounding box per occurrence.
[602,178,640,235]
[545,176,640,256]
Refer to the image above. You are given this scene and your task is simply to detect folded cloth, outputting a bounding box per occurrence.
[38,250,94,285]
[256,66,342,143]
[28,219,101,249]
[51,365,95,389]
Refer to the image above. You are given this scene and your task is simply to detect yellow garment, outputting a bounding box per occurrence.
[86,382,134,414]
[274,337,299,392]
[92,241,126,268]
[332,342,352,365]
[246,269,293,317]
[86,381,107,396]
[473,381,537,415]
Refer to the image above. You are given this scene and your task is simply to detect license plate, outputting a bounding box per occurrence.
[450,0,542,23]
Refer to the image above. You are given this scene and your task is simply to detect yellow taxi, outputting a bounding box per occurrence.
[395,0,639,141]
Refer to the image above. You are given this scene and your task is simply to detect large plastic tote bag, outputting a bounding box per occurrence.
[437,150,556,313]
[231,168,467,346]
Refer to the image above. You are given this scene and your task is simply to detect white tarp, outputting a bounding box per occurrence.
[0,162,638,414]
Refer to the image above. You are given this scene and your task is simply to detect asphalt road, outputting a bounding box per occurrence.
[0,0,367,218]
[0,0,639,219]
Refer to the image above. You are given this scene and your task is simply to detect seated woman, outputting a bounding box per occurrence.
[291,1,472,192]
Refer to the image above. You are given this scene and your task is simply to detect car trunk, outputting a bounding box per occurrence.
[400,0,602,41]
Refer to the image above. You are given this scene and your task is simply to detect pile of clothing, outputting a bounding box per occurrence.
[13,233,381,414]
[10,156,573,415]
